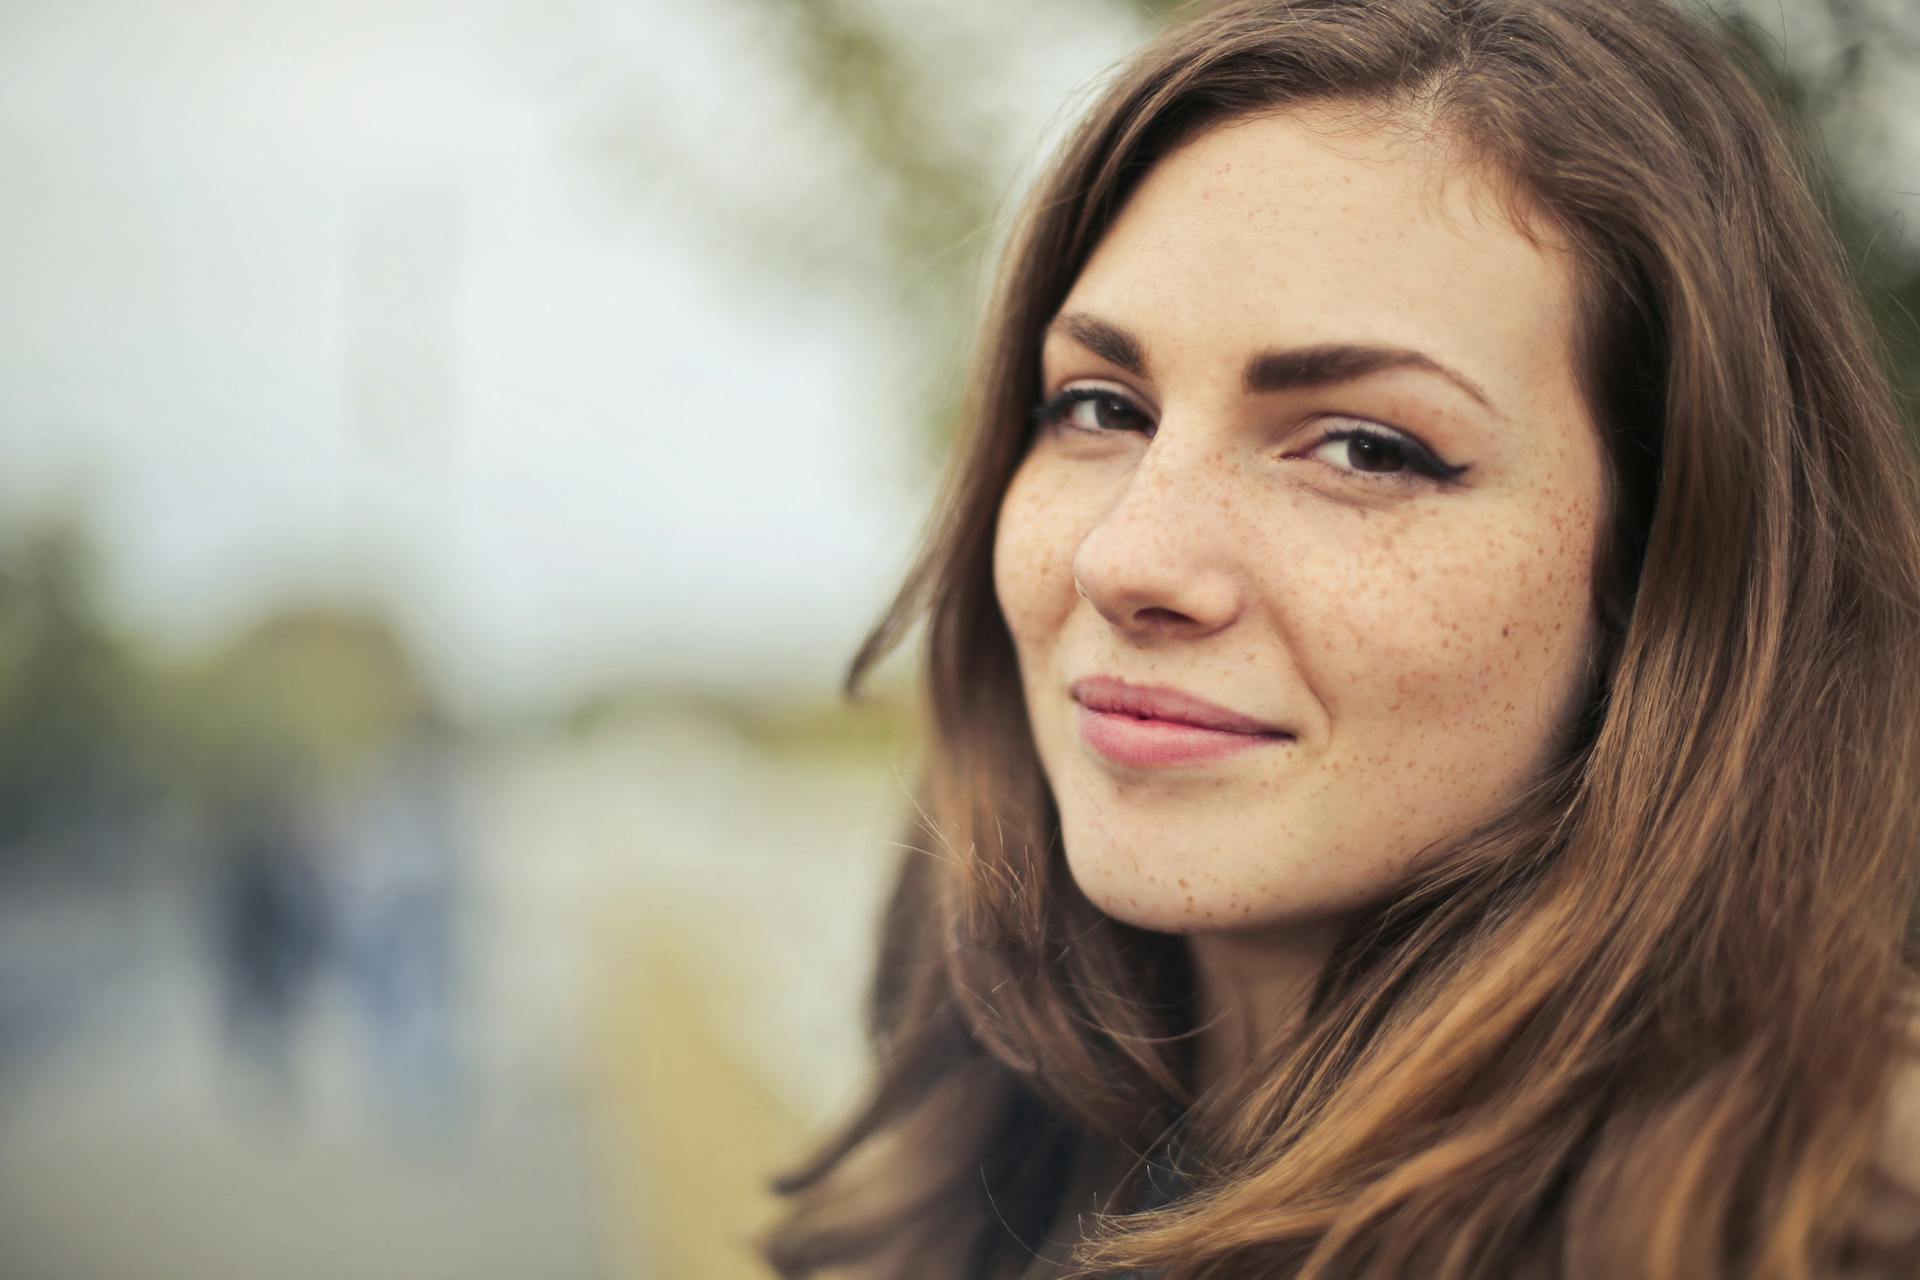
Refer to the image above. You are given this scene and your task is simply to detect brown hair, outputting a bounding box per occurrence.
[760,1,1920,1276]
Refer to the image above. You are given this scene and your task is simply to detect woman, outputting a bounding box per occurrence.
[762,1,1920,1276]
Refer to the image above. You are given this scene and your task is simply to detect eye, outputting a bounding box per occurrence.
[1301,422,1468,485]
[1031,386,1153,436]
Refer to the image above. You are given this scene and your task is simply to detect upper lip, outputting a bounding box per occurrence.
[1070,676,1289,736]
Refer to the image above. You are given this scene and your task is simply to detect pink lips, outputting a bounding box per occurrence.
[1070,676,1292,768]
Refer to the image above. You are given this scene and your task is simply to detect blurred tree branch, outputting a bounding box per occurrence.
[1713,0,1920,423]
[558,0,1146,462]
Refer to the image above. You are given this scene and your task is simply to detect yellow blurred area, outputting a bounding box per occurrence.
[590,906,811,1279]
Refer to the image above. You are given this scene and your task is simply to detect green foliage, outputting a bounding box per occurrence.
[1712,2,1920,428]
[0,524,142,852]
[0,518,439,870]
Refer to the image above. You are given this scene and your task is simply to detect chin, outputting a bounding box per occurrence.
[1074,884,1213,934]
[1058,827,1253,932]
[1057,816,1389,935]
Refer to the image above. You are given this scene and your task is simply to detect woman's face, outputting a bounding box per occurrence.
[993,108,1608,933]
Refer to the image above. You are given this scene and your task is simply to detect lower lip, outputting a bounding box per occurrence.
[1077,705,1291,768]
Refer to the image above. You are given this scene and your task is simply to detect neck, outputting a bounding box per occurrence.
[1186,917,1344,1099]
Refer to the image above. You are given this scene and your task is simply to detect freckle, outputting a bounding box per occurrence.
[1178,878,1189,889]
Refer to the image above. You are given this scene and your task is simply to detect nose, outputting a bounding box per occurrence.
[1070,431,1244,639]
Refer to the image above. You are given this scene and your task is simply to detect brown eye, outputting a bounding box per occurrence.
[1031,387,1152,435]
[1340,435,1405,473]
[1302,423,1468,485]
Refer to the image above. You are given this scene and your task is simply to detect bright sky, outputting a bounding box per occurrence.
[0,0,1139,713]
[0,0,1909,714]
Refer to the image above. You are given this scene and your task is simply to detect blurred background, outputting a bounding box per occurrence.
[0,1,1913,1277]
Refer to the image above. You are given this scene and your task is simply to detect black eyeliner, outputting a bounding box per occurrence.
[1317,423,1471,482]
[1032,391,1469,485]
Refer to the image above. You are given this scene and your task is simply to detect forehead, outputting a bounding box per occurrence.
[1060,108,1582,415]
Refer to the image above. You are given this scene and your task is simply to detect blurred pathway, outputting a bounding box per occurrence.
[0,707,906,1280]
[0,886,610,1280]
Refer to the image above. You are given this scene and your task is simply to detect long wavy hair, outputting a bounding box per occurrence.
[759,1,1920,1276]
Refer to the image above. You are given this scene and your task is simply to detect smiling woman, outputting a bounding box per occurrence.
[1001,110,1606,958]
[760,2,1920,1278]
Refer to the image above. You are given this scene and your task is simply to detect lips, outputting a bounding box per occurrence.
[1071,677,1292,769]
[1069,675,1287,736]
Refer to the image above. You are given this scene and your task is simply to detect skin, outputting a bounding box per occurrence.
[990,106,1609,1092]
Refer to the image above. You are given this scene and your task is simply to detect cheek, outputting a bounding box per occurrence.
[992,457,1084,653]
[1302,490,1602,766]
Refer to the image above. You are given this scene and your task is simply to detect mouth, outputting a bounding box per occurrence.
[1070,676,1293,768]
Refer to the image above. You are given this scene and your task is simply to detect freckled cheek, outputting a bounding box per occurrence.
[1300,530,1597,730]
[992,465,1091,650]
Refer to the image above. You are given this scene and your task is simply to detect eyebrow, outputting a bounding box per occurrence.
[1045,310,1501,415]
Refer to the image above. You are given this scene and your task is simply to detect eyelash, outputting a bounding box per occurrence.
[1028,386,1470,486]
